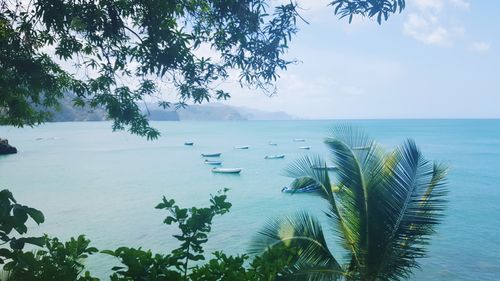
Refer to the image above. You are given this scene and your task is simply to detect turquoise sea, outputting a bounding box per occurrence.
[1,120,499,280]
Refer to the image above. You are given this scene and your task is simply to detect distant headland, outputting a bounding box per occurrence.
[47,97,295,122]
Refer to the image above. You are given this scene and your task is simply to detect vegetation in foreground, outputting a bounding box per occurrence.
[0,126,448,281]
[0,188,293,281]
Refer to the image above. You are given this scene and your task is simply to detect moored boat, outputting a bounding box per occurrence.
[204,160,222,165]
[201,153,222,157]
[212,168,242,174]
[281,184,320,193]
[265,154,285,159]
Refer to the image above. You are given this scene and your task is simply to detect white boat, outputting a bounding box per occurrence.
[184,142,194,146]
[234,146,250,149]
[268,142,278,146]
[293,138,306,142]
[265,154,285,159]
[299,146,311,150]
[281,184,320,193]
[201,153,221,157]
[313,165,338,171]
[204,160,222,165]
[212,168,242,174]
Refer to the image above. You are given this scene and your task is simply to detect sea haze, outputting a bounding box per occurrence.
[1,120,499,280]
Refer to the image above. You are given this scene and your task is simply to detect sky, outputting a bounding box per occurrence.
[217,0,500,119]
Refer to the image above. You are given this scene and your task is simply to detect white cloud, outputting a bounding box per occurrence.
[414,0,445,12]
[469,41,491,52]
[413,0,470,11]
[449,0,471,10]
[404,0,470,47]
[218,49,405,119]
[404,14,452,47]
[423,27,452,46]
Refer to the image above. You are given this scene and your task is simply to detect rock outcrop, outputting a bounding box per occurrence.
[0,138,17,155]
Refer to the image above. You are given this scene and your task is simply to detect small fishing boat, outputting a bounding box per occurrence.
[281,184,320,193]
[268,142,278,146]
[212,168,242,174]
[265,154,285,159]
[293,138,306,142]
[204,160,222,165]
[299,146,311,150]
[201,153,222,157]
[184,142,194,146]
[234,146,250,149]
[313,165,338,171]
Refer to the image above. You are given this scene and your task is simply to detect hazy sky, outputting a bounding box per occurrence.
[218,0,500,119]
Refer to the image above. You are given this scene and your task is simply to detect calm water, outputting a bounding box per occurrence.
[1,120,499,280]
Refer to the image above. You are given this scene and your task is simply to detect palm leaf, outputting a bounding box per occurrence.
[368,140,448,280]
[290,177,320,190]
[327,124,375,169]
[279,264,347,281]
[255,125,448,281]
[323,138,369,268]
[324,125,390,269]
[284,154,355,249]
[284,155,332,193]
[284,154,344,208]
[0,270,11,281]
[249,212,343,281]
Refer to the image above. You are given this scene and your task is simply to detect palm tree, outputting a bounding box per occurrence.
[250,126,448,281]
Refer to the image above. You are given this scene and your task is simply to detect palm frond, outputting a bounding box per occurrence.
[284,153,356,264]
[284,154,335,200]
[328,124,372,148]
[367,139,448,280]
[325,125,393,275]
[258,125,448,281]
[323,138,368,266]
[279,264,347,281]
[290,177,319,189]
[249,212,343,281]
[328,124,375,168]
[0,270,11,281]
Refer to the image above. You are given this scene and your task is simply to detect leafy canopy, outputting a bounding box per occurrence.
[1,0,405,139]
